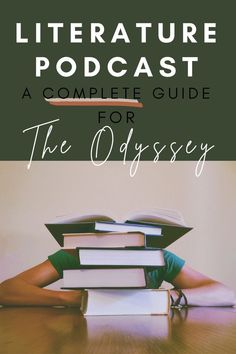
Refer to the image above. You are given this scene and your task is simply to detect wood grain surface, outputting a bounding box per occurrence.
[0,306,236,354]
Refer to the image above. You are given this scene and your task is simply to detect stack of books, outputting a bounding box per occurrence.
[46,209,192,316]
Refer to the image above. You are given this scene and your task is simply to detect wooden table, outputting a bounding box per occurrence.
[0,306,236,354]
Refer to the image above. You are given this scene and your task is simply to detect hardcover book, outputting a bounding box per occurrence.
[75,247,165,266]
[62,231,146,248]
[81,289,170,316]
[62,267,151,289]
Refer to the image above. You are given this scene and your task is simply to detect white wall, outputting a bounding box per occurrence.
[0,161,235,292]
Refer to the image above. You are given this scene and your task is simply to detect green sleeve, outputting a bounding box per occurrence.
[163,250,185,282]
[48,250,80,278]
[147,250,185,288]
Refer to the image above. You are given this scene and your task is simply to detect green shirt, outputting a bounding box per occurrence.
[48,249,185,288]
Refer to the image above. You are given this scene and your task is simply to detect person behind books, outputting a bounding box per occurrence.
[0,249,235,307]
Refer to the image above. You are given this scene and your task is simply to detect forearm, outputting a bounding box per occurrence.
[171,283,236,307]
[0,278,81,307]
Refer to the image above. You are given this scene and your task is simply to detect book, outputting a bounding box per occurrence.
[63,231,176,249]
[91,221,163,235]
[46,208,192,247]
[62,267,150,289]
[76,247,164,266]
[81,289,170,316]
[63,231,145,248]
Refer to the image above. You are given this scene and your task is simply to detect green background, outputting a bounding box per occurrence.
[1,0,235,161]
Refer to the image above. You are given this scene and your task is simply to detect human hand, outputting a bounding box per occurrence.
[60,290,84,307]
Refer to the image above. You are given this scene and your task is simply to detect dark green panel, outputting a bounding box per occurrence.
[1,1,235,161]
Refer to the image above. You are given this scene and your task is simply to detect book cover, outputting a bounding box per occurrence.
[75,247,165,266]
[0,0,236,351]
